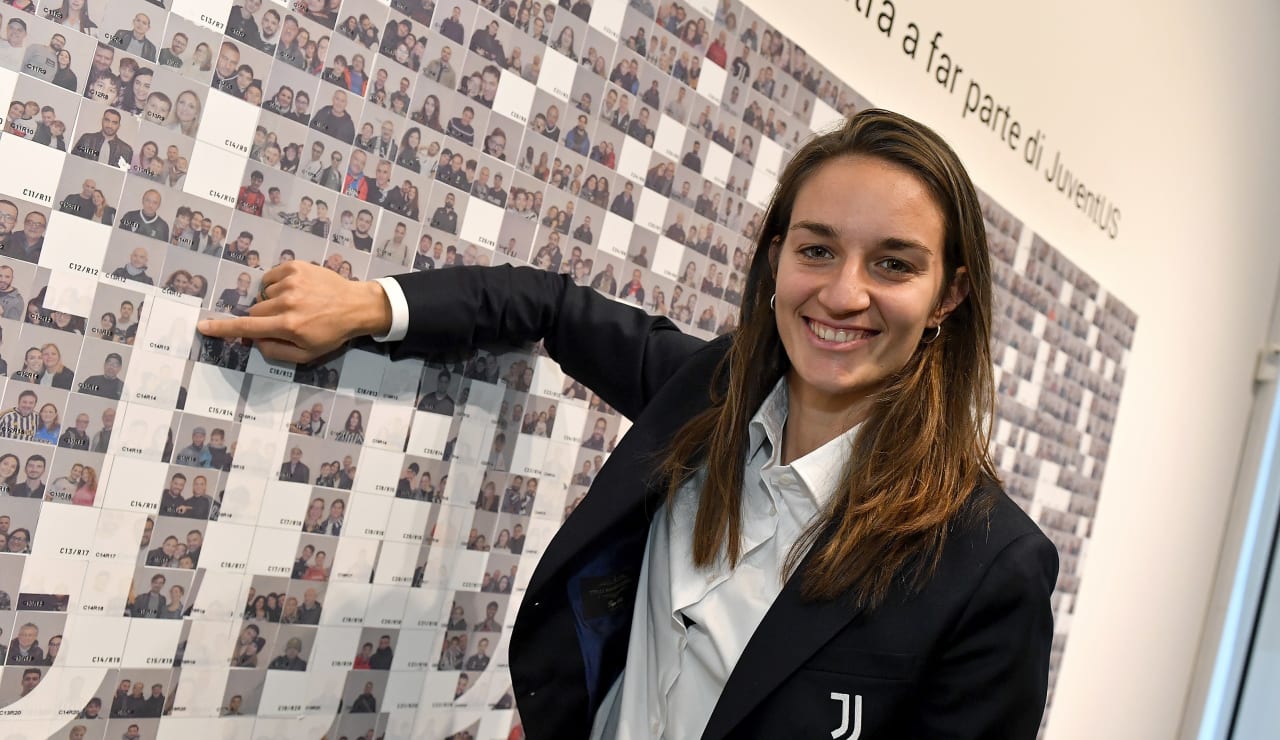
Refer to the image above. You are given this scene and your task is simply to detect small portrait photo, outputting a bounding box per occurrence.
[39,0,107,40]
[298,489,351,536]
[6,73,81,153]
[220,670,265,716]
[393,455,448,502]
[585,250,626,297]
[124,566,195,619]
[112,178,177,245]
[289,532,335,583]
[425,183,466,237]
[83,280,140,343]
[415,362,462,417]
[569,62,603,120]
[310,73,365,145]
[340,670,389,716]
[364,53,417,115]
[377,6,428,72]
[57,391,117,459]
[369,213,419,269]
[272,580,325,628]
[0,258,38,324]
[0,492,42,553]
[209,36,274,104]
[480,551,518,593]
[228,619,278,668]
[0,200,49,271]
[152,469,216,534]
[72,335,128,402]
[352,625,398,671]
[258,103,318,175]
[3,610,65,673]
[12,320,80,393]
[432,1,477,47]
[240,574,291,623]
[138,66,206,141]
[95,0,166,64]
[154,13,222,79]
[54,155,125,228]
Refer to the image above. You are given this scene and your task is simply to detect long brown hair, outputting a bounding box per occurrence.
[659,109,998,608]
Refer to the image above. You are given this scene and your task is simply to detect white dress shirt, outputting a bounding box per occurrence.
[592,378,860,739]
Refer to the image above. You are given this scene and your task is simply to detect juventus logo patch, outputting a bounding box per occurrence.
[829,692,863,739]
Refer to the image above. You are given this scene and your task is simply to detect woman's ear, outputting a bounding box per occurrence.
[934,266,970,324]
[767,235,782,278]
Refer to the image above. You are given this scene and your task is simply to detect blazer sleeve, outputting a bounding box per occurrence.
[910,531,1059,740]
[388,264,707,420]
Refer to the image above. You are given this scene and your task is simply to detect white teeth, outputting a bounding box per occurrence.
[808,319,870,343]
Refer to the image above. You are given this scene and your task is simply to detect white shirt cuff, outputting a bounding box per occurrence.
[371,277,410,342]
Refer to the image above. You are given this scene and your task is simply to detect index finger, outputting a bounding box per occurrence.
[197,313,288,340]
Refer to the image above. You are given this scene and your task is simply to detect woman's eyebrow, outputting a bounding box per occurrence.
[789,220,839,238]
[790,221,934,255]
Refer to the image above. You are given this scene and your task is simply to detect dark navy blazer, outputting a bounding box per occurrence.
[388,264,1058,739]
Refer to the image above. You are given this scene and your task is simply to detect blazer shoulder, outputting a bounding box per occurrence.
[942,475,1058,582]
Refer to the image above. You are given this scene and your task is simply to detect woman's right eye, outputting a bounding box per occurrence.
[799,245,833,260]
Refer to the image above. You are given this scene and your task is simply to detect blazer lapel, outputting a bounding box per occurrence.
[701,525,868,740]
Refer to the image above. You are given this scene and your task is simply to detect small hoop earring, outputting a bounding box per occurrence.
[921,324,942,344]
[769,293,776,311]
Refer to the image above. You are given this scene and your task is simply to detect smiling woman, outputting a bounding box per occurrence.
[196,109,1057,739]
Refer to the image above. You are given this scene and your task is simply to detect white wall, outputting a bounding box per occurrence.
[743,0,1280,737]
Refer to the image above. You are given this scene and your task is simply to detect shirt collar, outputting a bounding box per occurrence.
[748,377,861,509]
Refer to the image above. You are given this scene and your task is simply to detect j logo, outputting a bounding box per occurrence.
[829,692,863,740]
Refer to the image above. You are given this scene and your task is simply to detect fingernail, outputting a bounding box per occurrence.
[197,320,209,333]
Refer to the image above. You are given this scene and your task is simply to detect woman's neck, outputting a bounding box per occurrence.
[781,373,869,465]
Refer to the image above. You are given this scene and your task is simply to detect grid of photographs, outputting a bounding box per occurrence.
[0,0,1133,737]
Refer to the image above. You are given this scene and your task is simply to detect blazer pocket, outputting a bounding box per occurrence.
[803,647,920,681]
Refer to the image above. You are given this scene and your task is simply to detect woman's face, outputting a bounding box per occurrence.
[308,499,324,518]
[23,349,41,371]
[39,404,56,425]
[170,272,190,292]
[91,190,106,207]
[189,275,206,295]
[176,92,199,123]
[772,155,965,417]
[0,456,17,479]
[142,142,157,160]
[57,49,70,67]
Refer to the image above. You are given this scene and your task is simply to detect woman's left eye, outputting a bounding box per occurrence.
[878,258,913,273]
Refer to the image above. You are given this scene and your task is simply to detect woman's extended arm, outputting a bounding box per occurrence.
[197,261,707,420]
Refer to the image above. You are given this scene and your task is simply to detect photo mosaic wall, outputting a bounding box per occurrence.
[0,0,1134,737]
